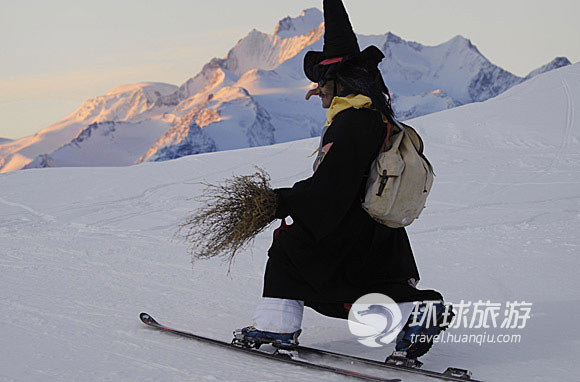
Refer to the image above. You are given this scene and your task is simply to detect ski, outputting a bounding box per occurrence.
[295,345,477,381]
[139,312,479,382]
[140,312,401,382]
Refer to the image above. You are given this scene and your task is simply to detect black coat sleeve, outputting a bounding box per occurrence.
[276,109,382,242]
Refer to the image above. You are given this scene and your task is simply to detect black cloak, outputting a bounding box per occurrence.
[263,106,443,319]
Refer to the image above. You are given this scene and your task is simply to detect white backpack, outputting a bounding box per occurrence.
[362,120,434,228]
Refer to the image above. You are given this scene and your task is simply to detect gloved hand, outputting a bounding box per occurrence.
[273,188,290,219]
[273,218,289,241]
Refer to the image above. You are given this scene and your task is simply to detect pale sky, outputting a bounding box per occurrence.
[1,0,578,139]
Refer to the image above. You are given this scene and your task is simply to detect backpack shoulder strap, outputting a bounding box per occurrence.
[394,120,424,154]
[396,120,434,173]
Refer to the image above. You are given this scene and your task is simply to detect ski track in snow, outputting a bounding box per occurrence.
[0,196,56,222]
[546,74,576,170]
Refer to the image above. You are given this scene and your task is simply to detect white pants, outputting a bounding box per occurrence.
[253,298,305,333]
[253,297,417,333]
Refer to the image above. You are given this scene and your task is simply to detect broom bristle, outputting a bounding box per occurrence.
[178,167,277,267]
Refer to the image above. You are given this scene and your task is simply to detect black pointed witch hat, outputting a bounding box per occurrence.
[304,0,385,83]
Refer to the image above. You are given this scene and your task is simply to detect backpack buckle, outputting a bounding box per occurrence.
[377,170,388,196]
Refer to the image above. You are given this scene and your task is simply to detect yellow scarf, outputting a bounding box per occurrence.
[325,94,373,126]
[310,94,373,158]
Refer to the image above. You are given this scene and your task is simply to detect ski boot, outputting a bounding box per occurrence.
[386,301,455,366]
[232,326,302,349]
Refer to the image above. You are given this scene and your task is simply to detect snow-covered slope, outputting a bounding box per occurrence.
[410,63,580,150]
[1,8,570,174]
[1,62,579,382]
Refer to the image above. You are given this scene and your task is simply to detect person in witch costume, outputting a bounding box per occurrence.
[235,0,453,360]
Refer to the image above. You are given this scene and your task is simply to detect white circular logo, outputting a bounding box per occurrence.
[347,293,404,347]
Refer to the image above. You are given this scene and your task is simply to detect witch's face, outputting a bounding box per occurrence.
[305,80,336,109]
[318,80,336,109]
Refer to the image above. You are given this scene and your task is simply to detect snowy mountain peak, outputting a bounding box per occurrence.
[274,8,323,39]
[23,118,173,170]
[137,85,275,163]
[217,22,323,77]
[385,32,403,45]
[176,61,238,102]
[0,81,179,173]
[383,32,478,54]
[449,34,471,45]
[199,8,324,79]
[105,82,178,98]
[440,35,481,56]
[73,82,178,123]
[524,56,572,80]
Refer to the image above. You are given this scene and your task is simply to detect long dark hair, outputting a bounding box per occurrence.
[334,62,396,125]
